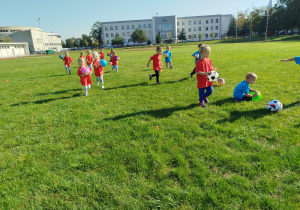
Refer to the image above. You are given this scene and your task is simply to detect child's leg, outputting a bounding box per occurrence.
[100,75,104,88]
[170,61,173,68]
[166,62,169,68]
[68,67,71,74]
[204,86,213,98]
[198,88,206,103]
[83,85,88,96]
[96,77,100,85]
[115,65,118,72]
[192,67,196,75]
[155,70,160,83]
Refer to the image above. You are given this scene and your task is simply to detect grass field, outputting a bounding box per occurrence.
[0,41,299,209]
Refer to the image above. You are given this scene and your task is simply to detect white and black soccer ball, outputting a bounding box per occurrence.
[207,71,219,82]
[266,100,283,112]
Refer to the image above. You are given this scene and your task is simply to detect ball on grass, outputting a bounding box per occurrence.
[250,92,261,101]
[266,100,283,112]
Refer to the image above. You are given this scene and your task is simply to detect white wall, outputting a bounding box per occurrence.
[0,43,30,58]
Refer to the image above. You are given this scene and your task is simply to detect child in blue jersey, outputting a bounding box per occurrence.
[190,43,203,78]
[233,72,259,102]
[163,46,173,69]
[281,56,300,65]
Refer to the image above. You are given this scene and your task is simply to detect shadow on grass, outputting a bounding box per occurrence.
[36,88,81,96]
[30,74,67,80]
[213,97,237,106]
[10,93,81,106]
[104,82,149,90]
[104,103,198,120]
[217,108,270,123]
[283,101,299,109]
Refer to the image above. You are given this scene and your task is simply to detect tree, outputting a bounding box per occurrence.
[198,33,203,41]
[239,23,250,37]
[94,38,99,48]
[111,34,125,46]
[227,17,238,37]
[147,39,152,45]
[131,28,147,45]
[81,34,92,47]
[61,40,66,48]
[90,21,103,45]
[155,32,161,44]
[210,32,214,39]
[178,29,187,42]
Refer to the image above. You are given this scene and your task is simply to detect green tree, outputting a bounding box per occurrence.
[90,21,103,45]
[239,23,250,37]
[131,28,147,45]
[147,38,152,45]
[178,29,186,42]
[81,34,92,47]
[155,32,161,44]
[111,34,125,46]
[198,33,203,41]
[227,17,238,37]
[210,32,214,39]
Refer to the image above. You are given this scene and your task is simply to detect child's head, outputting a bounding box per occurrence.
[198,43,203,49]
[87,50,91,55]
[80,51,84,56]
[156,47,163,55]
[111,50,116,56]
[100,48,103,52]
[65,52,69,57]
[166,46,170,51]
[199,44,211,59]
[93,52,99,60]
[78,57,85,67]
[246,72,257,84]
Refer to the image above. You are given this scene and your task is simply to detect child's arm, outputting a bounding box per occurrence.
[281,58,295,62]
[146,59,151,67]
[196,71,210,76]
[249,88,258,93]
[212,67,218,71]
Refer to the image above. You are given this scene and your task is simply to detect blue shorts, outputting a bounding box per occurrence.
[295,57,300,65]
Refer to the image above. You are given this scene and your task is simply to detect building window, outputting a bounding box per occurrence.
[188,28,191,32]
[215,33,218,37]
[206,27,208,31]
[216,19,219,23]
[206,34,208,38]
[148,24,151,28]
[198,20,201,24]
[177,22,179,26]
[194,34,197,38]
[111,33,114,37]
[107,40,109,44]
[211,19,214,23]
[110,26,113,30]
[211,26,213,30]
[193,28,196,32]
[122,25,125,30]
[177,28,180,33]
[188,35,191,39]
[206,20,208,24]
[198,27,201,31]
[143,24,146,28]
[188,21,191,25]
[115,26,118,30]
[122,32,125,36]
[182,22,185,26]
[148,31,151,35]
[132,25,135,29]
[105,27,108,31]
[215,26,218,30]
[106,33,109,37]
[138,24,141,29]
[144,31,147,34]
[127,32,130,36]
[127,25,130,29]
[193,20,196,25]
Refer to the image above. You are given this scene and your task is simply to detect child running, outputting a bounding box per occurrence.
[93,53,105,89]
[86,50,93,74]
[163,46,173,69]
[195,44,217,107]
[190,43,203,78]
[99,48,105,59]
[233,72,259,102]
[111,50,120,72]
[62,52,74,75]
[80,51,85,58]
[77,57,92,96]
[147,47,163,85]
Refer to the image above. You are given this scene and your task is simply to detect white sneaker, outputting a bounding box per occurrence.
[87,85,91,89]
[102,86,104,89]
[96,81,99,86]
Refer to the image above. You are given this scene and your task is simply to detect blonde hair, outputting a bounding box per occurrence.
[200,44,211,53]
[65,52,69,56]
[78,57,85,63]
[246,72,257,80]
[93,52,99,59]
[87,50,91,55]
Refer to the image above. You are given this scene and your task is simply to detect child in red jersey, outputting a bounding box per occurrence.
[77,57,92,96]
[93,52,105,89]
[86,50,93,74]
[195,44,218,107]
[147,47,163,84]
[99,48,105,59]
[111,50,120,72]
[80,51,85,58]
[62,52,74,74]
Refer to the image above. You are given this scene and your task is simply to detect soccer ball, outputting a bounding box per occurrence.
[266,100,283,112]
[216,78,225,86]
[207,71,219,82]
[164,53,168,57]
[59,54,63,59]
[80,67,91,75]
[100,59,107,67]
[195,54,199,58]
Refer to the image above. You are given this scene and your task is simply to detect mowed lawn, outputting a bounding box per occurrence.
[0,41,299,209]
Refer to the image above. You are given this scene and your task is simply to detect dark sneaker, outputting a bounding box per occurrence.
[204,97,209,103]
[156,82,160,85]
[190,72,193,78]
[149,75,153,81]
[199,102,206,107]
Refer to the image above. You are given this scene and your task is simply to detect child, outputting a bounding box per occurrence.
[147,46,163,85]
[111,50,120,72]
[62,52,74,74]
[99,48,105,59]
[163,46,173,68]
[80,52,85,58]
[195,44,217,107]
[190,43,203,78]
[86,50,93,74]
[93,53,105,88]
[77,57,92,96]
[281,56,300,65]
[233,72,259,102]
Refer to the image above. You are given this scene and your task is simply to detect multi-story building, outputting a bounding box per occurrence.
[102,14,232,47]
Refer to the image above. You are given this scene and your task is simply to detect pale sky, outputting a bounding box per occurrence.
[1,0,273,41]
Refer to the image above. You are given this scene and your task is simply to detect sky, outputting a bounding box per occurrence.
[1,0,273,42]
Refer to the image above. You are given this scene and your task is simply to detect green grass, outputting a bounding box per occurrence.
[0,41,299,209]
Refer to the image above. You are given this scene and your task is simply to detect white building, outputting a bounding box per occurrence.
[0,42,30,58]
[102,14,232,47]
[0,26,62,53]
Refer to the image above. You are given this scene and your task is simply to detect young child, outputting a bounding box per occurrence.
[163,46,173,68]
[62,52,74,74]
[147,46,163,85]
[111,50,120,72]
[99,48,105,59]
[77,57,92,96]
[80,52,85,58]
[190,43,203,78]
[233,72,259,102]
[93,53,105,88]
[195,44,218,107]
[86,50,93,74]
[281,56,300,65]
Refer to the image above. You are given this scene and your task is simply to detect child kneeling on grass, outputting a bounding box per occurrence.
[233,72,259,102]
[78,57,92,96]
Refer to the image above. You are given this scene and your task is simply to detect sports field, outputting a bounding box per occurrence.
[0,41,299,208]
